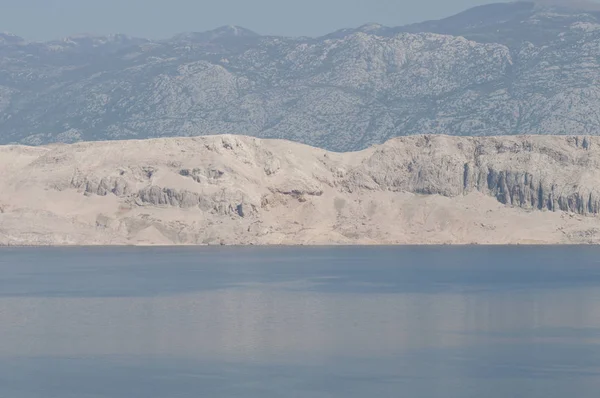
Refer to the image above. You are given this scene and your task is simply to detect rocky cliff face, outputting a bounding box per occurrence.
[2,134,600,246]
[346,135,600,215]
[2,2,600,151]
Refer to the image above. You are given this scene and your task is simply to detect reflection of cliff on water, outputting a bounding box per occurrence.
[1,281,600,362]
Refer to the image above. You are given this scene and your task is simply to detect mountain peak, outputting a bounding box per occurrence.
[357,23,386,32]
[59,33,143,44]
[0,32,25,45]
[172,25,259,43]
[212,25,259,37]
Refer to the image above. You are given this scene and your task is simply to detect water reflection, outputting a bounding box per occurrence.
[2,286,600,360]
[1,247,600,397]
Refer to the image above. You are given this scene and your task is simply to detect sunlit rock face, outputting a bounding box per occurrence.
[3,134,600,246]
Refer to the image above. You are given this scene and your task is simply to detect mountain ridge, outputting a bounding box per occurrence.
[2,1,600,151]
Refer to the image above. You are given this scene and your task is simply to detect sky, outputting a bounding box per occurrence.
[0,0,510,41]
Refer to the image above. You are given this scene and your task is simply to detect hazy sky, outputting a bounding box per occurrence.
[0,0,508,41]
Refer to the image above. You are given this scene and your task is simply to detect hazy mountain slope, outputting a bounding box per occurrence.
[2,2,600,151]
[2,134,600,246]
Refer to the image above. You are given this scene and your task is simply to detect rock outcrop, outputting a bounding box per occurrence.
[345,135,600,216]
[3,134,600,246]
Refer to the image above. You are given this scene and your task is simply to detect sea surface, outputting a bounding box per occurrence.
[1,246,600,397]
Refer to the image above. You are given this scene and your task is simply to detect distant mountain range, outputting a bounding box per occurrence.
[2,1,600,151]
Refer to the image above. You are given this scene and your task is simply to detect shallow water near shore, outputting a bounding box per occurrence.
[1,246,600,397]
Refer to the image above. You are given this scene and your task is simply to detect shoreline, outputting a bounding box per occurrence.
[0,242,597,248]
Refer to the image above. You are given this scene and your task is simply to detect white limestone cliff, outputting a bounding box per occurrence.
[2,134,600,246]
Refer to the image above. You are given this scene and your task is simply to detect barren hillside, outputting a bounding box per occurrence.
[2,134,600,245]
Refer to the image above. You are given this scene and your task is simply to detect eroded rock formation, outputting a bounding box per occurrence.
[3,134,600,245]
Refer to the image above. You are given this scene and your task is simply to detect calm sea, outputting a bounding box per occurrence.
[1,246,600,397]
